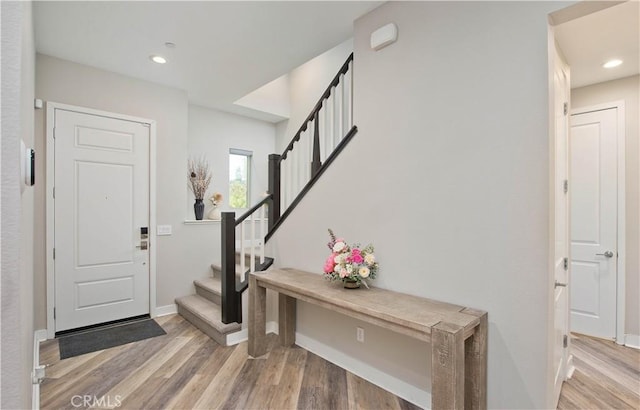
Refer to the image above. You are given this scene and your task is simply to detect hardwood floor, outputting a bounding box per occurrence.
[41,317,639,410]
[558,333,640,410]
[40,314,421,410]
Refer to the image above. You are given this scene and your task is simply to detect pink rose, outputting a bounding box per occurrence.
[323,253,336,273]
[351,248,364,264]
[339,268,348,278]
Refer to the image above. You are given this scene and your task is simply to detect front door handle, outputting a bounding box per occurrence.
[136,241,148,250]
[596,251,614,258]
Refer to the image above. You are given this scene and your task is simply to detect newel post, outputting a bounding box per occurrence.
[221,211,238,324]
[268,154,281,231]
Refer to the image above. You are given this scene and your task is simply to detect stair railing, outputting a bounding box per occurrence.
[277,53,354,214]
[220,196,272,324]
[220,53,357,324]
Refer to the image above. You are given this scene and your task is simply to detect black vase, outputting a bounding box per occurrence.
[194,199,204,220]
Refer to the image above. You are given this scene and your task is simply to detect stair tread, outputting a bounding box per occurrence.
[194,277,222,294]
[175,295,240,334]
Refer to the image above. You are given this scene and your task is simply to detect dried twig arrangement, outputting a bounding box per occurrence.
[187,156,212,200]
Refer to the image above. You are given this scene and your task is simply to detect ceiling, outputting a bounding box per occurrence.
[34,1,381,121]
[555,1,639,88]
[34,1,639,119]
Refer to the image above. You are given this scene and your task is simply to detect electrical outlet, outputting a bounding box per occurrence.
[356,327,365,343]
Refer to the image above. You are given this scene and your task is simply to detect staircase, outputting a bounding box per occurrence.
[176,53,356,345]
[175,252,273,345]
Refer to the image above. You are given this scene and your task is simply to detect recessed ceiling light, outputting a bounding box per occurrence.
[603,59,623,69]
[150,55,167,64]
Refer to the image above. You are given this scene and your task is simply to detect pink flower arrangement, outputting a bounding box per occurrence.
[324,229,378,287]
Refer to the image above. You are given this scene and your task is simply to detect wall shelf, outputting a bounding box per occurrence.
[184,219,221,225]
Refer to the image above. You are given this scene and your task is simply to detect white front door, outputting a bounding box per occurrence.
[54,108,150,332]
[570,108,618,339]
[551,45,571,405]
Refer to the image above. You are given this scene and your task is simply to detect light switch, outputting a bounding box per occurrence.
[157,225,172,236]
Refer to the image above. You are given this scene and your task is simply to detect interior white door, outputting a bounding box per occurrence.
[570,108,617,339]
[551,46,571,405]
[54,108,150,332]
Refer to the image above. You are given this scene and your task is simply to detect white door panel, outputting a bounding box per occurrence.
[570,108,617,339]
[54,109,150,332]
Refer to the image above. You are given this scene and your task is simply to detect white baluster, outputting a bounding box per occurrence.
[284,155,291,209]
[260,203,265,264]
[335,80,343,146]
[340,73,348,137]
[309,123,313,177]
[281,157,288,209]
[346,62,353,129]
[250,213,256,274]
[292,141,299,199]
[318,106,326,164]
[240,221,246,282]
[326,89,335,156]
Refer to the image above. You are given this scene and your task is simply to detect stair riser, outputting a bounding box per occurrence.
[176,305,226,346]
[211,265,244,281]
[195,285,221,305]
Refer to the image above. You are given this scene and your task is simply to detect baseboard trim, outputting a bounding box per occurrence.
[624,334,640,349]
[155,304,177,317]
[294,332,430,409]
[32,329,47,409]
[226,321,278,346]
[565,354,575,379]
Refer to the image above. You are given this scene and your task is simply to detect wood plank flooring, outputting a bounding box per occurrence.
[558,333,640,410]
[40,314,421,410]
[41,317,640,410]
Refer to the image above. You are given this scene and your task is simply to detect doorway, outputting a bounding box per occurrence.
[570,102,625,342]
[46,103,157,336]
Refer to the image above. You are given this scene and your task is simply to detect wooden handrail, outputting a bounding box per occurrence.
[234,194,273,227]
[266,125,358,242]
[281,52,353,160]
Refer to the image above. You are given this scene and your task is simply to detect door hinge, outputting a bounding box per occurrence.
[563,257,568,270]
[563,334,568,348]
[53,307,56,319]
[53,187,55,199]
[53,248,56,260]
[563,102,568,116]
[53,127,56,139]
[563,180,568,194]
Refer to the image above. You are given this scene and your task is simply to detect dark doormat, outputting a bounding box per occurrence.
[58,318,166,359]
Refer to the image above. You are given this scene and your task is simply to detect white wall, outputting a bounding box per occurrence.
[34,54,192,318]
[1,1,35,408]
[187,104,275,217]
[572,75,640,339]
[275,39,353,153]
[183,105,275,280]
[34,55,278,321]
[270,2,570,408]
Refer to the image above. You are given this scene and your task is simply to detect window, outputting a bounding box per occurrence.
[229,149,251,208]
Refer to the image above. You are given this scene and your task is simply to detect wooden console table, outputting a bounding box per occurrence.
[248,268,487,410]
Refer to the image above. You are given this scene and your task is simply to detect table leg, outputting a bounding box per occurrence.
[279,294,296,346]
[248,274,267,357]
[432,322,465,409]
[462,308,488,410]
